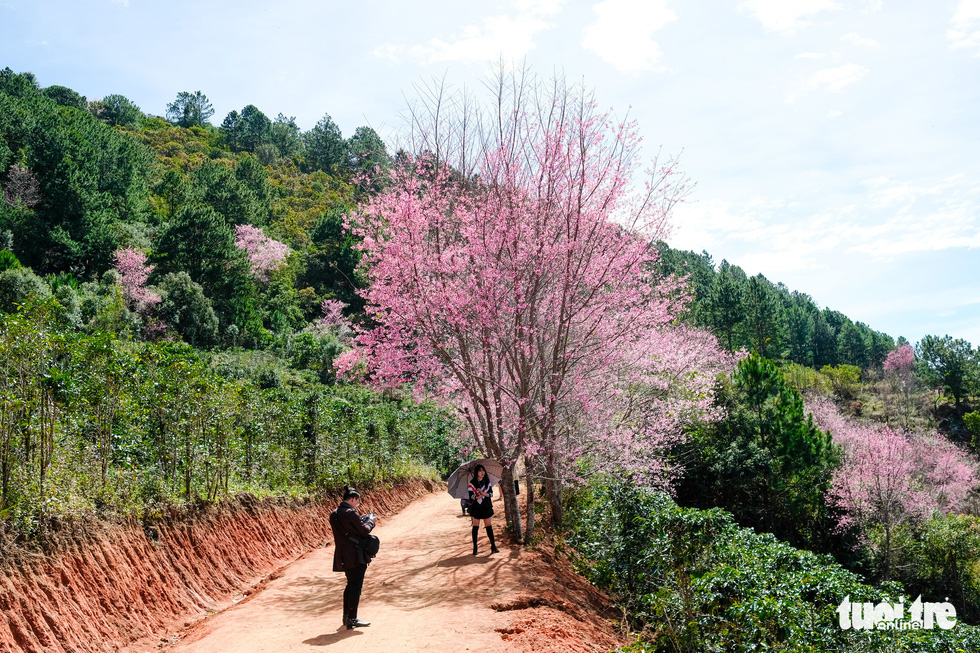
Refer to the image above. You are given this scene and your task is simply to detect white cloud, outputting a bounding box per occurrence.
[948,0,980,56]
[785,62,868,102]
[581,0,676,72]
[671,176,980,280]
[372,1,565,65]
[840,32,878,48]
[809,62,868,91]
[740,0,840,32]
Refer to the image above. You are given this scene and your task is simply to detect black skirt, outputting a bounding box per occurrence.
[468,498,494,519]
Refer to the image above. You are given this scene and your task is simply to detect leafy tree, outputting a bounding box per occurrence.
[304,113,347,174]
[743,274,783,358]
[269,113,303,160]
[153,204,237,294]
[1,76,153,275]
[190,160,268,226]
[705,259,745,351]
[821,364,862,400]
[42,85,87,111]
[220,104,271,153]
[838,320,869,368]
[0,249,21,273]
[680,354,838,549]
[917,334,976,406]
[0,267,52,311]
[157,271,218,347]
[812,309,839,367]
[166,91,214,128]
[347,125,390,192]
[98,94,144,128]
[298,208,364,313]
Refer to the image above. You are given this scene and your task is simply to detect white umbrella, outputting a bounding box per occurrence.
[447,458,504,499]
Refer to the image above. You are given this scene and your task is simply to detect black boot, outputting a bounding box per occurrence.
[486,526,499,553]
[472,525,479,555]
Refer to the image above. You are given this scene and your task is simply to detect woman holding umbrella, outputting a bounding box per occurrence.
[468,464,498,555]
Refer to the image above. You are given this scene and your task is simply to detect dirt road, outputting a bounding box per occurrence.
[162,492,622,653]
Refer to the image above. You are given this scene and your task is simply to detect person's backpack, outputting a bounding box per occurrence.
[330,507,380,563]
[361,534,380,558]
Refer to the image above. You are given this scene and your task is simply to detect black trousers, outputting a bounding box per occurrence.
[343,564,367,621]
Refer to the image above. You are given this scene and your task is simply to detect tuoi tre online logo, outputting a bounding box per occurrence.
[837,595,956,630]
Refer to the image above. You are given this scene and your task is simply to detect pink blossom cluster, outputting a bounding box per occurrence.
[344,78,732,502]
[883,344,915,373]
[234,224,290,281]
[807,397,976,536]
[113,247,160,314]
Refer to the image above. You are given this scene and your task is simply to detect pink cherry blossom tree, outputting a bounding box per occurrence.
[808,397,977,580]
[234,224,290,282]
[883,344,918,431]
[344,67,730,539]
[113,247,160,314]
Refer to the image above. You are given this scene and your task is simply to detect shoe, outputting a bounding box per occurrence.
[491,545,499,554]
[347,618,371,629]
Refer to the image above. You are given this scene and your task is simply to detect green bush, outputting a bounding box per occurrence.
[566,483,980,652]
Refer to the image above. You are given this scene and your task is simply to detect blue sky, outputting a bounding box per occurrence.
[2,0,978,347]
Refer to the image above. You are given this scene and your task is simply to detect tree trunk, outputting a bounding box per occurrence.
[524,467,535,539]
[544,460,564,527]
[500,466,524,542]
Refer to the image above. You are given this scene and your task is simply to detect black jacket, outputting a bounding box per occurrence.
[330,501,375,571]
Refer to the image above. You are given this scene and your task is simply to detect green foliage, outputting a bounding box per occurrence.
[166,91,214,128]
[781,361,826,394]
[0,249,22,273]
[743,275,783,358]
[153,203,239,294]
[917,334,977,406]
[0,302,454,531]
[1,71,153,276]
[706,259,745,352]
[304,113,347,175]
[678,354,839,551]
[566,483,980,652]
[97,94,145,129]
[821,363,862,400]
[42,85,87,111]
[220,104,272,153]
[269,114,304,161]
[966,412,980,447]
[157,272,219,347]
[656,243,896,371]
[190,158,270,226]
[0,266,52,311]
[891,513,980,625]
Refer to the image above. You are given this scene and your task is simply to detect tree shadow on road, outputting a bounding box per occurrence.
[437,555,491,567]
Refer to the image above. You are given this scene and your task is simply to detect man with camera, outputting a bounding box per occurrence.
[329,486,376,629]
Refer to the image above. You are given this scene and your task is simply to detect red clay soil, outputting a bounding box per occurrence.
[0,478,438,653]
[150,492,625,653]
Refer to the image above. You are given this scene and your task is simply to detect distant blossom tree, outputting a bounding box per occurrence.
[113,247,160,314]
[808,397,976,580]
[883,344,918,431]
[339,67,731,539]
[234,224,289,282]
